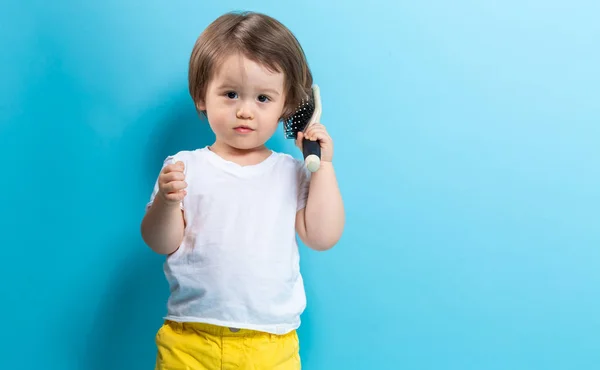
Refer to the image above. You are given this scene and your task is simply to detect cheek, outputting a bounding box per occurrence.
[261,107,283,127]
[266,101,286,121]
[206,105,231,129]
[262,114,283,136]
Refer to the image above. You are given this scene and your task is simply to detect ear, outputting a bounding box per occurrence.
[196,100,206,111]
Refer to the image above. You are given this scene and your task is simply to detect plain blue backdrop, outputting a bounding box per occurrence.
[1,0,599,369]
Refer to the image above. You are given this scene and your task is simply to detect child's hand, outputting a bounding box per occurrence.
[158,161,187,205]
[295,123,334,162]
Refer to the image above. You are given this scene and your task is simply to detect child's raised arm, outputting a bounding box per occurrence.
[295,124,345,251]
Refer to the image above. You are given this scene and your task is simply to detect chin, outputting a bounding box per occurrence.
[227,138,266,151]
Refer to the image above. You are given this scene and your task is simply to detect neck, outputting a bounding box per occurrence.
[209,141,272,166]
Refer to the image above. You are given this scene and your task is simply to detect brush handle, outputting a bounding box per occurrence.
[303,138,321,172]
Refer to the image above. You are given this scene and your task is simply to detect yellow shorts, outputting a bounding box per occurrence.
[154,320,301,369]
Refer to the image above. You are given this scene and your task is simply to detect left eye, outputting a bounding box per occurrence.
[257,95,270,103]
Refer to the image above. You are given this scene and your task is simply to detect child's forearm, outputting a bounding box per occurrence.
[141,196,185,255]
[304,162,345,250]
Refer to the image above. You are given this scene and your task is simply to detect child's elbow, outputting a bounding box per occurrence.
[306,234,341,251]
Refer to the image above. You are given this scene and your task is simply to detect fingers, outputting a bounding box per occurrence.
[303,123,330,142]
[162,161,185,174]
[162,171,185,183]
[295,123,332,150]
[159,161,187,203]
[159,181,187,203]
[160,188,187,202]
[161,180,187,194]
[160,161,186,189]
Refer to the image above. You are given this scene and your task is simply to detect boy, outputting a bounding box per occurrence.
[141,11,344,369]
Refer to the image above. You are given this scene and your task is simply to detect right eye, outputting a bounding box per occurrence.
[226,91,238,99]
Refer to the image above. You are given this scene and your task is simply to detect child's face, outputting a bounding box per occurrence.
[198,53,286,152]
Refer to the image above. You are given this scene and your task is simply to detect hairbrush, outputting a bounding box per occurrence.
[283,84,322,172]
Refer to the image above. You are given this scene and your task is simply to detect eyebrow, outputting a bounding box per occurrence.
[260,88,281,96]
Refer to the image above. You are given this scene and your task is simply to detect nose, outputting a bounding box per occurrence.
[236,101,254,120]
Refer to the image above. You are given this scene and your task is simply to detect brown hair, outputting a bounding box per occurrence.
[188,11,313,120]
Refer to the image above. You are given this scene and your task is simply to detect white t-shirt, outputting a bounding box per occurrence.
[146,146,311,335]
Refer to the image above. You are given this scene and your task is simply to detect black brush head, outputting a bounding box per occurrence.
[283,91,315,139]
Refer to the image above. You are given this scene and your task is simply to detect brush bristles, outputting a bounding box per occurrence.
[283,95,316,139]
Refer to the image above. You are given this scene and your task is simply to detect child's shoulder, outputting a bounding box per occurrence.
[161,147,210,165]
[270,150,309,172]
[271,150,299,163]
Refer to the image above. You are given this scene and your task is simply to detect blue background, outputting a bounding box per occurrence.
[1,0,599,369]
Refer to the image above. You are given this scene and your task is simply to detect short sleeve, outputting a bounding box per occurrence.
[146,155,184,211]
[296,161,312,211]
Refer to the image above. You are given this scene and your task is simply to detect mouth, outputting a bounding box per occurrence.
[233,125,255,134]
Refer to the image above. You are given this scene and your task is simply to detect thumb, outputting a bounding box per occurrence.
[175,160,185,173]
[295,132,304,149]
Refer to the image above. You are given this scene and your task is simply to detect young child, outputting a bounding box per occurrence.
[141,11,345,370]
